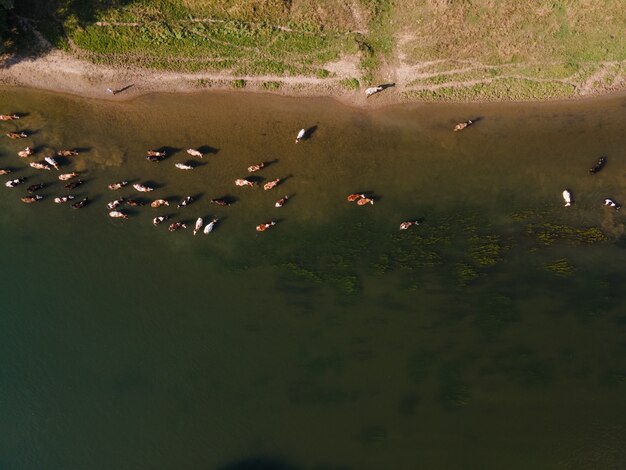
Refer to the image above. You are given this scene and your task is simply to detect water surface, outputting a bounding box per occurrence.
[1,88,626,469]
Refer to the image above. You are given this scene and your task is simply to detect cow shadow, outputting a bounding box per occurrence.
[198,145,220,155]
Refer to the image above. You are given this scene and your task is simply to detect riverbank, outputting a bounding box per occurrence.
[2,1,626,106]
[0,48,373,107]
[2,46,626,108]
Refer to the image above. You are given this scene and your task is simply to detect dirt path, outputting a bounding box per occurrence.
[379,29,626,101]
[578,62,619,95]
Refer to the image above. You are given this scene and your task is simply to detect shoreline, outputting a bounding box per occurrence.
[1,49,625,109]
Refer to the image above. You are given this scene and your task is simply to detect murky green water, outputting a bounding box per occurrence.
[1,87,626,469]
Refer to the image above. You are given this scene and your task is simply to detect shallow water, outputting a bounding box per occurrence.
[1,87,626,469]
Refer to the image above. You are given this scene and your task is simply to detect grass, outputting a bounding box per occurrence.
[395,0,626,65]
[403,79,576,102]
[9,0,626,100]
[68,16,347,74]
[261,80,280,90]
[358,0,393,83]
[394,0,626,100]
[231,78,245,88]
[316,68,331,78]
[407,63,587,88]
[408,68,502,87]
[339,77,360,90]
[14,0,363,75]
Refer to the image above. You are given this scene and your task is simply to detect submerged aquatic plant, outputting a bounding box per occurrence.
[371,254,392,275]
[328,273,361,296]
[600,370,626,387]
[469,234,503,267]
[510,209,543,221]
[527,223,608,246]
[437,362,470,408]
[473,293,518,341]
[406,349,436,384]
[456,262,480,285]
[486,346,555,387]
[282,261,323,283]
[544,258,575,276]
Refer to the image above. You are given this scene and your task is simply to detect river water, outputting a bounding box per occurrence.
[1,87,626,469]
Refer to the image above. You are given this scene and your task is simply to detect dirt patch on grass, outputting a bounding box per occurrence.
[322,54,361,79]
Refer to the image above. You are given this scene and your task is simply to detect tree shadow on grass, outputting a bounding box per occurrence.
[2,0,136,69]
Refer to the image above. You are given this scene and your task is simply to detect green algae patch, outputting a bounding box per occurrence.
[469,234,502,267]
[527,223,608,246]
[544,258,575,277]
[456,262,480,285]
[281,261,323,284]
[363,227,449,278]
[329,273,361,297]
[510,209,544,221]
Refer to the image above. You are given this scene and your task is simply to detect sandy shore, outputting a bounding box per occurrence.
[1,48,625,108]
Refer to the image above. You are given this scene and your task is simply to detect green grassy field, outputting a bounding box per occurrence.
[12,0,371,77]
[393,0,626,100]
[7,0,626,100]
